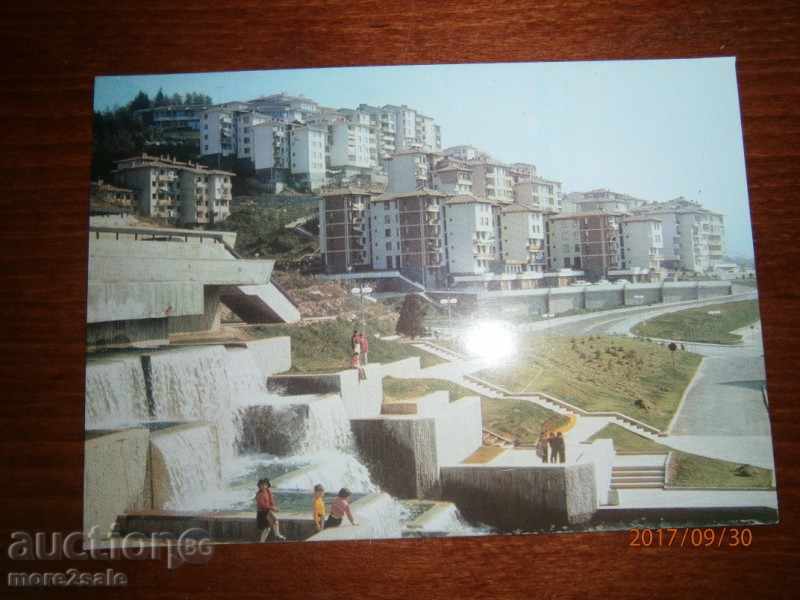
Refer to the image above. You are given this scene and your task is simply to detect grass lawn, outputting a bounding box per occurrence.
[589,424,773,488]
[477,336,702,430]
[383,376,486,403]
[482,398,570,445]
[246,318,446,373]
[631,299,760,344]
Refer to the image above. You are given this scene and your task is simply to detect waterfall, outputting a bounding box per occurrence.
[150,424,223,510]
[85,355,150,429]
[271,450,377,494]
[147,345,267,466]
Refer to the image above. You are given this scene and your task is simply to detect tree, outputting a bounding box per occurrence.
[129,91,151,112]
[153,87,168,107]
[396,294,428,339]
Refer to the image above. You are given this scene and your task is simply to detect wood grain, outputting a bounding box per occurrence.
[0,1,799,597]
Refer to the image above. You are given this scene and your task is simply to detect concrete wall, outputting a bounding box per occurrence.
[440,462,597,531]
[585,287,624,310]
[87,318,168,348]
[549,288,585,314]
[417,394,483,467]
[167,285,223,335]
[117,511,317,542]
[268,362,385,420]
[575,439,615,506]
[351,417,439,499]
[84,428,152,540]
[247,336,292,378]
[475,281,733,316]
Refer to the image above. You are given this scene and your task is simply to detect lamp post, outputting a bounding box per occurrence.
[351,285,373,337]
[439,297,458,332]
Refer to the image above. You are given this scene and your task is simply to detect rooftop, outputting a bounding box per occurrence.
[373,188,448,202]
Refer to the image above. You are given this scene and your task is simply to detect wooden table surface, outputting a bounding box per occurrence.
[1,1,799,598]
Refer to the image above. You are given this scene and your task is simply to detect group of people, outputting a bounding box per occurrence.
[536,431,566,464]
[350,329,369,380]
[255,479,358,542]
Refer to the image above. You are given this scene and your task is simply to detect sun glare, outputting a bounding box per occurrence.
[462,320,517,363]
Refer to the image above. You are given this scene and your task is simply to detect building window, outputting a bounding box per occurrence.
[385,229,391,237]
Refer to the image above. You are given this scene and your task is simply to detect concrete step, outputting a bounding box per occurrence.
[612,465,665,472]
[611,475,664,484]
[611,481,664,489]
[612,470,665,478]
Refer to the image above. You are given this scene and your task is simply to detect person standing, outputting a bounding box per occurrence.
[256,478,285,542]
[537,432,549,464]
[548,432,558,464]
[359,331,369,365]
[312,484,326,532]
[325,488,358,528]
[556,431,566,464]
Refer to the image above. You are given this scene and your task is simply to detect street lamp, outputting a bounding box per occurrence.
[439,297,458,332]
[351,285,373,337]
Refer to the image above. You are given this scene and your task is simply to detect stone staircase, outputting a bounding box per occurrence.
[611,461,666,490]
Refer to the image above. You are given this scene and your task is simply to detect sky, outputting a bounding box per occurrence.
[94,58,754,259]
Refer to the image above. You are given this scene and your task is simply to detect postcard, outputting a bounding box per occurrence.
[85,57,776,547]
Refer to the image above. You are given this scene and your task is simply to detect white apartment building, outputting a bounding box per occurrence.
[443,145,490,162]
[511,162,537,182]
[247,93,320,123]
[381,104,441,152]
[112,154,233,225]
[620,216,663,272]
[290,124,327,191]
[385,150,440,194]
[368,190,446,287]
[634,198,725,272]
[442,196,497,275]
[329,118,372,170]
[569,189,648,213]
[470,158,515,203]
[499,202,547,273]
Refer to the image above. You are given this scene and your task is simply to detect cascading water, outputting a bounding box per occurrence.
[85,355,150,429]
[150,424,223,509]
[147,345,260,466]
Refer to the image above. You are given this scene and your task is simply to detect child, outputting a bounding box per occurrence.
[312,484,326,532]
[256,478,285,542]
[325,488,358,528]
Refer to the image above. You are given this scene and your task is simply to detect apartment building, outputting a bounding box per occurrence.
[514,176,562,212]
[547,212,622,280]
[499,202,548,274]
[469,158,515,204]
[290,124,328,191]
[568,189,648,213]
[634,198,725,272]
[443,145,490,162]
[112,154,233,225]
[620,216,663,272]
[133,104,207,131]
[90,180,136,211]
[247,93,320,123]
[442,195,498,275]
[319,188,375,273]
[433,158,473,195]
[385,149,441,194]
[369,190,447,287]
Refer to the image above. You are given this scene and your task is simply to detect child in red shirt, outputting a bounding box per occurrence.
[256,478,285,542]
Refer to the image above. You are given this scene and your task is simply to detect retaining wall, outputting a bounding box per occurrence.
[84,428,152,540]
[350,417,439,499]
[417,394,483,467]
[440,462,597,531]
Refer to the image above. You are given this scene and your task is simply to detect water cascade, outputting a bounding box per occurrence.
[85,355,150,429]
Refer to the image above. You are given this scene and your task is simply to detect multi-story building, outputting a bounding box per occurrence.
[249,120,326,191]
[442,145,490,162]
[385,150,440,194]
[547,212,622,280]
[442,195,498,275]
[369,190,447,287]
[112,154,233,225]
[319,188,374,273]
[199,103,269,160]
[633,198,725,272]
[514,176,563,212]
[510,162,537,183]
[619,216,663,272]
[90,180,136,211]
[499,202,548,274]
[433,159,473,195]
[133,104,208,131]
[247,93,320,123]
[290,123,328,191]
[569,188,648,213]
[469,158,515,204]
